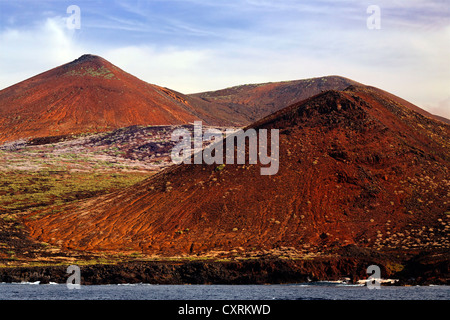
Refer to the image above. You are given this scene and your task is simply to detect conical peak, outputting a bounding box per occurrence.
[61,54,118,80]
[249,89,367,131]
[65,54,112,70]
[72,54,105,64]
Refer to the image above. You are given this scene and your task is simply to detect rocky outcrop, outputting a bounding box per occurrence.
[1,248,448,285]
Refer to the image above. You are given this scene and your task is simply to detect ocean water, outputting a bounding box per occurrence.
[0,283,448,300]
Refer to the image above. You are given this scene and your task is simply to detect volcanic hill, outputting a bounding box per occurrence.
[190,76,358,123]
[0,54,239,143]
[0,55,371,144]
[24,85,450,258]
[190,77,450,125]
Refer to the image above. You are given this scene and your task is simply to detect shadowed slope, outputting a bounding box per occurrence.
[4,55,446,144]
[189,76,359,124]
[24,85,450,256]
[191,76,449,125]
[0,68,364,144]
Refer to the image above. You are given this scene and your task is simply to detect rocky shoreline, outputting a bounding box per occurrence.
[1,251,448,286]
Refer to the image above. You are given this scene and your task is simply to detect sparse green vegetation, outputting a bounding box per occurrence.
[6,250,16,260]
[386,262,405,273]
[215,164,226,172]
[0,170,151,215]
[64,66,116,79]
[129,252,142,258]
[2,215,17,222]
[175,228,190,235]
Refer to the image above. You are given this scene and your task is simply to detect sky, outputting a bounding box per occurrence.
[0,0,449,119]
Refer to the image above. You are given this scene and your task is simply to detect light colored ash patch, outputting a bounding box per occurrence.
[0,124,236,173]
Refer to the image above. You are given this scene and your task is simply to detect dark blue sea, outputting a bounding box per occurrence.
[0,282,448,300]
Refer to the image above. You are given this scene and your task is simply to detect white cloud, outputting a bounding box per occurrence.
[0,17,85,89]
[104,46,214,92]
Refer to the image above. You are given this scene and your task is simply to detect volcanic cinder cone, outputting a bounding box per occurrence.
[190,76,359,123]
[190,77,450,125]
[0,54,221,143]
[3,56,411,144]
[24,85,450,255]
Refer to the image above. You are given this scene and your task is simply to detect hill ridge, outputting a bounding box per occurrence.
[23,85,450,256]
[0,55,204,143]
[1,54,447,144]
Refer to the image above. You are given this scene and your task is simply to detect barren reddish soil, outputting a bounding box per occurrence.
[190,77,450,125]
[1,55,449,283]
[0,54,225,143]
[190,76,359,123]
[24,85,450,260]
[2,55,409,144]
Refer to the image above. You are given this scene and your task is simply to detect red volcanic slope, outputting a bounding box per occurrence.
[0,58,363,144]
[190,76,359,123]
[3,54,446,143]
[24,85,450,255]
[0,54,229,143]
[190,77,449,125]
[364,86,450,124]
